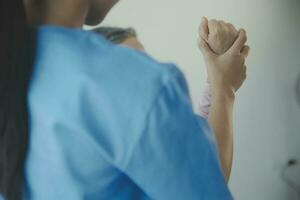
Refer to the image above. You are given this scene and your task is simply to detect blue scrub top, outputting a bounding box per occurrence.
[2,25,233,200]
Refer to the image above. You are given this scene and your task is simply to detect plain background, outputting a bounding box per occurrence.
[98,0,300,199]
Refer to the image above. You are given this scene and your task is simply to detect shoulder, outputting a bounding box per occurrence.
[36,25,181,83]
[46,26,183,93]
[34,25,187,112]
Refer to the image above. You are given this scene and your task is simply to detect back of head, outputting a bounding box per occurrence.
[92,26,137,44]
[0,1,37,200]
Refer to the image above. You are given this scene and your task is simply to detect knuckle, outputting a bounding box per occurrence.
[219,21,226,25]
[227,23,234,27]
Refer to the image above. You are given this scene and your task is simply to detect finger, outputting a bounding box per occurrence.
[199,17,209,41]
[198,38,216,59]
[241,45,250,58]
[229,29,247,53]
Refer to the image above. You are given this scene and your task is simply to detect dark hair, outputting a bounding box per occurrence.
[0,1,37,200]
[92,26,137,44]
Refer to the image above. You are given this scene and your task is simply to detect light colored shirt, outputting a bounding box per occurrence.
[6,25,233,200]
[198,83,212,119]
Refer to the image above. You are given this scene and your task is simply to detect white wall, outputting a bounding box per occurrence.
[101,0,300,199]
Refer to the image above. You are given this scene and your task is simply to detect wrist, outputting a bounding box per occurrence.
[211,85,235,101]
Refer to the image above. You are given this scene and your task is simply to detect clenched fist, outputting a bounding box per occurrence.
[198,17,250,92]
[199,17,238,55]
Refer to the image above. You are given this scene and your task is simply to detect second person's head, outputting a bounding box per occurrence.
[93,26,146,52]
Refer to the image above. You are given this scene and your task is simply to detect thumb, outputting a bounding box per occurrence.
[241,45,250,58]
[229,29,247,54]
[199,16,209,41]
[198,38,215,59]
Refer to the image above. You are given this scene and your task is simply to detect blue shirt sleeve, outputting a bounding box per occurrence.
[117,67,233,200]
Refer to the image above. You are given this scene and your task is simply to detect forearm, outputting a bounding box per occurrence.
[208,87,235,182]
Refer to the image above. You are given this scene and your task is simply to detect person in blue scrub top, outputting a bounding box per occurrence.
[0,0,250,200]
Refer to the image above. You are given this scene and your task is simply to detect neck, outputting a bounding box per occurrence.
[25,0,89,28]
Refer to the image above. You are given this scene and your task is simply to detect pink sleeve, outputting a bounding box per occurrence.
[198,83,212,119]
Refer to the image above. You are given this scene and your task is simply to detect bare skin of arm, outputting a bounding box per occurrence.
[198,17,250,182]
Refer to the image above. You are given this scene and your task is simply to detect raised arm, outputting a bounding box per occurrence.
[198,17,250,182]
